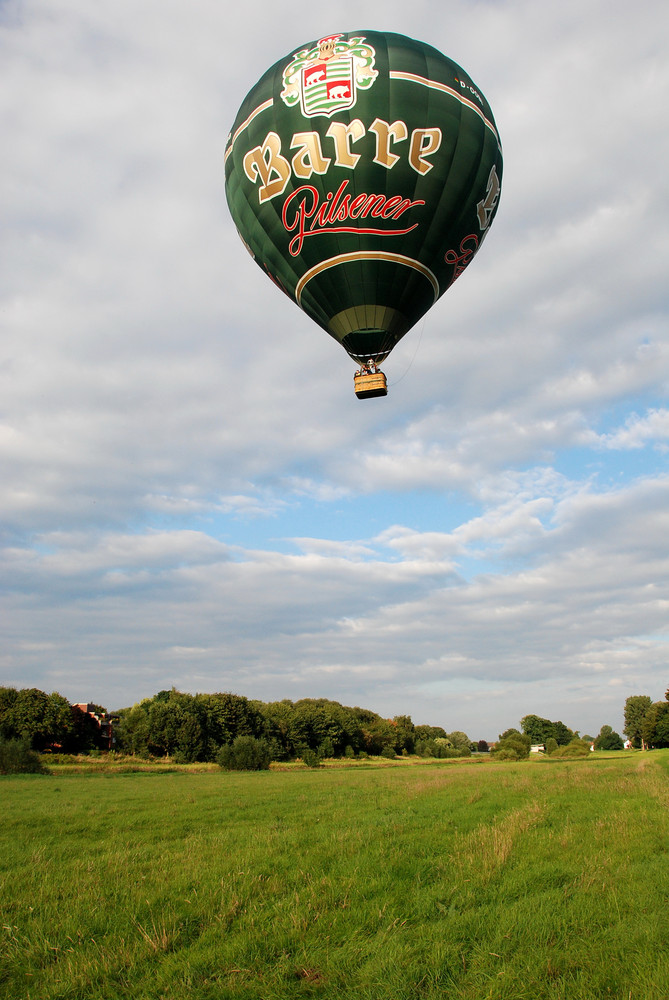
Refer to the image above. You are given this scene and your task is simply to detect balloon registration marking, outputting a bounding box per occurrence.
[295,251,439,307]
[388,71,502,151]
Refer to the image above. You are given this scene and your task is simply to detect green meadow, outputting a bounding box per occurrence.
[2,752,668,1000]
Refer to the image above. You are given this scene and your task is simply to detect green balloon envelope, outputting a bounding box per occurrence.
[225,30,502,367]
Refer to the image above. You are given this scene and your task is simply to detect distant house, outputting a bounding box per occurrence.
[74,703,115,750]
[530,744,546,754]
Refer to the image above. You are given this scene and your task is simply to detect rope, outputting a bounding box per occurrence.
[387,317,426,387]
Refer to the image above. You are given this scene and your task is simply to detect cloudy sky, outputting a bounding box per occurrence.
[2,0,668,741]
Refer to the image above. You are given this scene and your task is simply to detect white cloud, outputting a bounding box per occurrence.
[1,0,669,737]
[597,408,669,451]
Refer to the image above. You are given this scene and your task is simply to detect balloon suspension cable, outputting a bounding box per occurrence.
[387,316,425,388]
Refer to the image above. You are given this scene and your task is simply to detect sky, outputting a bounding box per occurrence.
[1,0,668,741]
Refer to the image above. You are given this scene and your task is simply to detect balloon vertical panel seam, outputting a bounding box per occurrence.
[225,99,274,163]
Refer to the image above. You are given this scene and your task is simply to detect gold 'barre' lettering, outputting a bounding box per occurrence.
[243,119,443,202]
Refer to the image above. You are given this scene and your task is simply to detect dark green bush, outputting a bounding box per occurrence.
[216,736,271,771]
[491,733,531,760]
[594,726,624,751]
[551,739,591,758]
[0,737,49,775]
[493,748,524,761]
[299,747,322,768]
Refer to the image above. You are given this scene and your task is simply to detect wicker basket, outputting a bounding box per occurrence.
[354,371,388,399]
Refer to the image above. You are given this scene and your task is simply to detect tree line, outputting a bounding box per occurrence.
[2,684,666,768]
[0,686,480,764]
[490,690,669,760]
[108,690,481,763]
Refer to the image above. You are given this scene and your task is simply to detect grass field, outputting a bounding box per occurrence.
[1,752,668,999]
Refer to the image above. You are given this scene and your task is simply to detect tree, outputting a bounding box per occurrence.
[594,725,624,751]
[656,703,669,747]
[641,701,669,749]
[393,715,416,754]
[520,715,576,746]
[62,705,102,754]
[623,695,653,749]
[256,698,369,760]
[477,740,489,753]
[434,737,460,758]
[0,687,19,737]
[414,724,448,741]
[114,703,152,755]
[145,696,192,757]
[552,721,576,746]
[1,688,73,751]
[197,692,264,757]
[362,718,397,756]
[446,731,471,753]
[491,733,531,760]
[172,714,206,763]
[115,690,268,761]
[288,704,333,756]
[520,715,555,744]
[258,700,295,761]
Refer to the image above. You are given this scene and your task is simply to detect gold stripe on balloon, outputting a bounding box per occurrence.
[295,251,439,306]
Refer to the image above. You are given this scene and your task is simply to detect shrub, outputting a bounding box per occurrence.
[0,737,49,775]
[551,739,591,758]
[493,748,523,761]
[216,736,271,771]
[299,747,322,768]
[545,737,558,755]
[491,733,531,760]
[416,737,463,759]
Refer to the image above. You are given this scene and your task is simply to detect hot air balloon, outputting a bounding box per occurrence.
[224,30,502,398]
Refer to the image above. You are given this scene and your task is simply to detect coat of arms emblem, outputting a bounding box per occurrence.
[281,34,378,118]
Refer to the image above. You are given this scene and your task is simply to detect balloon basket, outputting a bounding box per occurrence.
[354,370,388,399]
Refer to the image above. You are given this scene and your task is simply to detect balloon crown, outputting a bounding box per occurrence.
[317,35,343,60]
